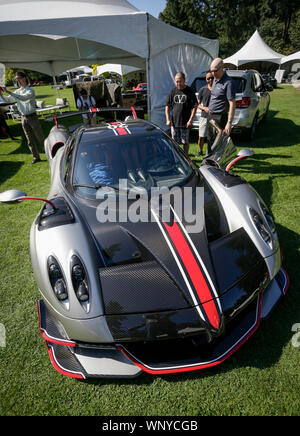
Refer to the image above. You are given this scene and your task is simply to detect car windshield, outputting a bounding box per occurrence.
[72,128,193,198]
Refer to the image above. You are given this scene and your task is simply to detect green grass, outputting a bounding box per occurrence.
[0,85,300,416]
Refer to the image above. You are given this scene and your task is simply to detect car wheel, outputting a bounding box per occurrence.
[262,103,269,122]
[247,115,258,141]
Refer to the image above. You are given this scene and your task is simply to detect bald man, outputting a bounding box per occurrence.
[208,58,235,137]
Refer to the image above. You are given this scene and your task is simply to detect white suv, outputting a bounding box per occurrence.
[191,69,272,140]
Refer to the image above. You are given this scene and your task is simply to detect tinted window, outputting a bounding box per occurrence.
[191,78,206,93]
[231,78,246,93]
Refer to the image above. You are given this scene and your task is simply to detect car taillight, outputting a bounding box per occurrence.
[236,97,251,108]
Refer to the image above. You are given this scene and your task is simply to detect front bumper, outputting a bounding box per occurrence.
[37,268,289,379]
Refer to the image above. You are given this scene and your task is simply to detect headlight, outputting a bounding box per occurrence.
[249,208,272,247]
[48,256,68,302]
[70,255,89,304]
[259,201,276,233]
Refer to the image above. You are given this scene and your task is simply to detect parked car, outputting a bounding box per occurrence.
[191,70,272,140]
[0,108,288,379]
[262,74,277,90]
[133,83,147,92]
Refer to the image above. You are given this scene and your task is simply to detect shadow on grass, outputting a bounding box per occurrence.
[0,160,24,185]
[235,110,300,148]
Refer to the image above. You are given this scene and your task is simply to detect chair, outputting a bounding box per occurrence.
[36,100,45,109]
[6,104,21,120]
[56,98,70,112]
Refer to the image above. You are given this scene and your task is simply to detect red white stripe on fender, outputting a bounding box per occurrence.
[151,207,222,331]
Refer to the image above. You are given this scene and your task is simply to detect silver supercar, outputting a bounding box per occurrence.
[0,109,289,379]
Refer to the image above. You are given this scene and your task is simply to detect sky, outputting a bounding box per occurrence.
[128,0,167,18]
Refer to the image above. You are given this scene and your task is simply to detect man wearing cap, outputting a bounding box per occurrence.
[0,72,44,163]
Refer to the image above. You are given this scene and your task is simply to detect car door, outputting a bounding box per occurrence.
[253,72,268,119]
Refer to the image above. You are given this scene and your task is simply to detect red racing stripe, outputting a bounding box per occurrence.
[163,221,220,330]
[116,127,128,135]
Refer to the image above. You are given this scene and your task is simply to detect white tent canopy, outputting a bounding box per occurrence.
[0,0,219,127]
[224,30,283,67]
[97,64,141,77]
[281,51,300,65]
[68,66,93,74]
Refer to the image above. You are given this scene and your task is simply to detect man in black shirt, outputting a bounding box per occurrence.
[196,72,214,156]
[165,72,197,154]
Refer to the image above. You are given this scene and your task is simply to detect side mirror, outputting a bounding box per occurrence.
[225,148,254,173]
[0,189,56,211]
[0,189,27,203]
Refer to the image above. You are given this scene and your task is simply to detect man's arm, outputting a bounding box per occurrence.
[187,106,197,128]
[5,87,35,102]
[0,88,16,103]
[165,105,171,126]
[223,99,235,136]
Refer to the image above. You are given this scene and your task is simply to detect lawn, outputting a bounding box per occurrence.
[0,84,299,416]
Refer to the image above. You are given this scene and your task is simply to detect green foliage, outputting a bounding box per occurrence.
[5,67,17,86]
[159,0,300,57]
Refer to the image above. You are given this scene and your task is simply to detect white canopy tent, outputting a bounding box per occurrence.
[224,30,283,67]
[281,51,300,65]
[0,0,218,127]
[96,64,141,77]
[68,66,93,74]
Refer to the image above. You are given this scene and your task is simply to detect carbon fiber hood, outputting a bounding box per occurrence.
[71,176,264,320]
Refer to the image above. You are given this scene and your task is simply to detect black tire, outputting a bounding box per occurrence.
[247,114,258,141]
[261,102,269,122]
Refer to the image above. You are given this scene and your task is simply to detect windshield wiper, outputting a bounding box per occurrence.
[73,183,119,191]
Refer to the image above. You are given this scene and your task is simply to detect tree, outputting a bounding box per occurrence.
[159,0,300,57]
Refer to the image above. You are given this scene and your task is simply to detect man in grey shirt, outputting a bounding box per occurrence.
[0,72,44,163]
[208,58,235,137]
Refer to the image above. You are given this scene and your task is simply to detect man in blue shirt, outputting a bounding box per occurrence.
[208,58,236,137]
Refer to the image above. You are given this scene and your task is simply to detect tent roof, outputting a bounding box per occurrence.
[0,0,140,20]
[97,64,141,76]
[224,30,283,67]
[281,50,300,65]
[0,0,218,75]
[0,0,219,129]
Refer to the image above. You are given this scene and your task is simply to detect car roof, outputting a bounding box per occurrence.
[225,69,259,78]
[195,69,259,80]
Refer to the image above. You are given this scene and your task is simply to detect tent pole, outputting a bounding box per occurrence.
[50,61,60,97]
[146,13,151,121]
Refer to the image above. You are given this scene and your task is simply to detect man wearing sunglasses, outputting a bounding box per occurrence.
[196,72,214,156]
[208,58,235,137]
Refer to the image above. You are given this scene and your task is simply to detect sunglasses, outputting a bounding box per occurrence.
[210,66,221,73]
[206,77,213,81]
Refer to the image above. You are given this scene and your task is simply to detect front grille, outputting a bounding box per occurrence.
[119,296,260,368]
